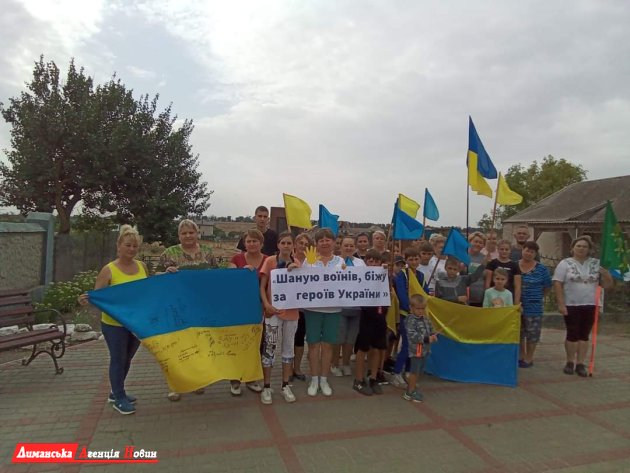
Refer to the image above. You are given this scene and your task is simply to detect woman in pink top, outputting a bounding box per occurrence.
[291,233,312,381]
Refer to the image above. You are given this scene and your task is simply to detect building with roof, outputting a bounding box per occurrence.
[503,175,630,263]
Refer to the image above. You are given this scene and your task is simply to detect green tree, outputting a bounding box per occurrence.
[479,155,587,227]
[0,57,211,239]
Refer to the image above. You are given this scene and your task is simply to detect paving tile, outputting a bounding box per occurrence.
[294,429,486,473]
[460,415,629,465]
[275,394,430,438]
[428,384,558,421]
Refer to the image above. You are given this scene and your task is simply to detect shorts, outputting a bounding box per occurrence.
[564,305,595,342]
[304,310,341,345]
[520,314,543,342]
[355,312,387,352]
[294,311,306,347]
[262,316,299,368]
[337,308,361,344]
[409,356,426,375]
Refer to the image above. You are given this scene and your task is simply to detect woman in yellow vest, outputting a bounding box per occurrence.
[80,225,148,415]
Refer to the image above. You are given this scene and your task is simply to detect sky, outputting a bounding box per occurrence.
[1,0,629,226]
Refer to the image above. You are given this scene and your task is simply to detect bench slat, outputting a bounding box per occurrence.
[0,328,59,343]
[0,329,64,351]
[0,295,32,306]
[0,288,30,298]
[0,308,36,328]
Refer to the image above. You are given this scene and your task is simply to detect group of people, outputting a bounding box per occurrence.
[81,207,613,415]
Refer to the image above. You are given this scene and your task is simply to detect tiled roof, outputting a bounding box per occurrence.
[504,175,630,224]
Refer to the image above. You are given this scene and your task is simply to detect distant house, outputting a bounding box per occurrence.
[193,217,215,239]
[503,175,630,262]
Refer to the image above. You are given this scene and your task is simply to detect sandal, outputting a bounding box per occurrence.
[167,392,181,402]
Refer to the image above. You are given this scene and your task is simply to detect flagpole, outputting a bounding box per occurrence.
[426,259,440,293]
[421,216,426,240]
[588,287,602,377]
[466,174,470,239]
[490,178,499,231]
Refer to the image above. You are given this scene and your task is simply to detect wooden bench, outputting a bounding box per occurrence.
[0,288,67,374]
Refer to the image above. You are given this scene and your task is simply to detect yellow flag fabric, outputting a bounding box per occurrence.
[426,298,520,344]
[398,193,420,218]
[408,278,520,344]
[283,193,313,229]
[467,152,493,198]
[143,326,263,392]
[496,172,523,205]
[386,290,400,334]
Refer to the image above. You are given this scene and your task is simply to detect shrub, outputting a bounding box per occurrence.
[35,271,98,322]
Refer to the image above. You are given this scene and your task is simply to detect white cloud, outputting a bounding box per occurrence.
[126,65,157,80]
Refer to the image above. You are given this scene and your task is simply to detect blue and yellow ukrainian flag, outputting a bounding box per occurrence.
[408,275,520,387]
[89,270,263,393]
[467,116,498,198]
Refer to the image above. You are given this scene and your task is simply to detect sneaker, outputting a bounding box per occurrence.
[389,373,407,389]
[369,378,383,395]
[108,393,137,404]
[194,388,205,395]
[353,378,372,396]
[375,371,389,385]
[341,365,353,376]
[330,366,344,377]
[246,381,263,393]
[402,390,423,403]
[112,398,136,415]
[319,378,333,396]
[230,381,242,396]
[281,385,297,403]
[563,362,575,375]
[307,378,319,396]
[261,387,273,405]
[518,360,532,368]
[350,353,357,361]
[575,363,588,377]
[167,392,181,402]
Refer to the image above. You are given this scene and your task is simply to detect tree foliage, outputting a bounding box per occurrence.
[479,155,587,228]
[0,57,211,240]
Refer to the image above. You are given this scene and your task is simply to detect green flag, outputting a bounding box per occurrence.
[601,201,630,281]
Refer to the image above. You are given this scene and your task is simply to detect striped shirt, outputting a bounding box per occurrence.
[521,263,552,316]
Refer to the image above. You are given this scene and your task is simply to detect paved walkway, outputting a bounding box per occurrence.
[1,327,629,472]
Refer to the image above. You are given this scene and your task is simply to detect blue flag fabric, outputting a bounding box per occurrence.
[423,188,440,221]
[393,201,423,240]
[88,270,264,392]
[318,204,339,237]
[442,228,471,265]
[468,116,497,179]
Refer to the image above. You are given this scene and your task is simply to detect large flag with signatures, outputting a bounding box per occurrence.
[89,269,263,393]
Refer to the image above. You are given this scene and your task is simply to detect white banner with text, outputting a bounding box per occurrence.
[270,267,390,309]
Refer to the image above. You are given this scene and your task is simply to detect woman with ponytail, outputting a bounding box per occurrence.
[80,225,148,415]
